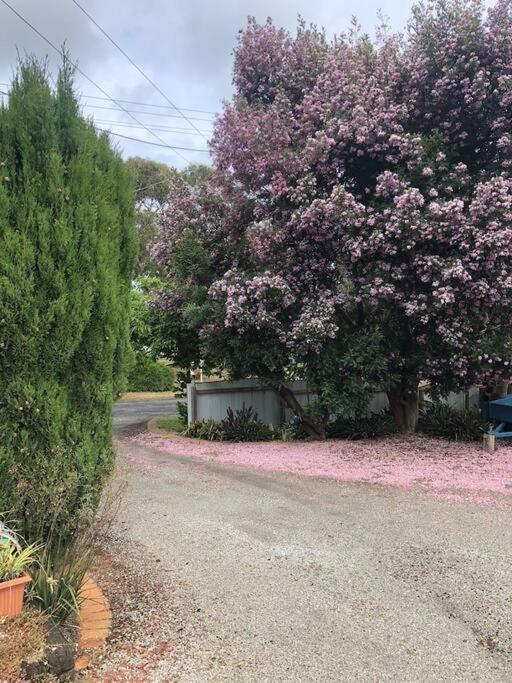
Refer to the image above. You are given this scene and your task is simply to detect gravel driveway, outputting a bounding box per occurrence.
[89,402,512,682]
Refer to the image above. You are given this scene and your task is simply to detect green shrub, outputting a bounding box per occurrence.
[184,419,225,441]
[156,416,185,433]
[326,411,399,440]
[29,543,89,623]
[0,541,38,582]
[418,402,488,441]
[222,404,272,442]
[176,400,188,426]
[0,59,136,546]
[127,353,174,392]
[28,480,123,623]
[184,405,273,442]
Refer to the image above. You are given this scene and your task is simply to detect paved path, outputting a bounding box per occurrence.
[106,402,512,682]
[113,397,178,433]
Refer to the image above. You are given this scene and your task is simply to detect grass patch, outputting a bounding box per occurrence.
[120,391,175,401]
[156,416,185,433]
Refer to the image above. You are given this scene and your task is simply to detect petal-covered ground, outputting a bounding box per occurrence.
[127,431,512,509]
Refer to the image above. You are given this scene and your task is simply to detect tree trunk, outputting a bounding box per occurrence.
[276,387,326,440]
[387,387,419,433]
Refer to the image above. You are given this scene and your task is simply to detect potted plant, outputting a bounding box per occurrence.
[0,531,37,617]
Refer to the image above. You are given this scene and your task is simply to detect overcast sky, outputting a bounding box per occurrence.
[0,0,414,169]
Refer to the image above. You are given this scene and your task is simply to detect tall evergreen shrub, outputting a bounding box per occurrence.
[0,59,136,543]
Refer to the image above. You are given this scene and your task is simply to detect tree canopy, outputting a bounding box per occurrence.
[154,0,512,434]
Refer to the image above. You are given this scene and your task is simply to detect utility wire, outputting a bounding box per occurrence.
[0,84,216,115]
[71,0,209,142]
[83,93,216,116]
[135,177,175,194]
[0,0,193,163]
[83,102,213,123]
[94,119,210,136]
[97,128,209,152]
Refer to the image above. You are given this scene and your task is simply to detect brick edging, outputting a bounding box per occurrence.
[74,574,112,671]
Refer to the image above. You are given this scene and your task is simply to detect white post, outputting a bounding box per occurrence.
[187,370,197,425]
[483,433,496,454]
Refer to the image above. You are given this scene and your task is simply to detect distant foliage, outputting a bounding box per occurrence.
[418,403,488,441]
[127,353,174,392]
[326,412,399,440]
[0,59,136,545]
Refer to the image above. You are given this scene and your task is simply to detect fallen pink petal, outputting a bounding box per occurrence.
[126,432,512,509]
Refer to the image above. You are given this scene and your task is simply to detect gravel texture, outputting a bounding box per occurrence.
[87,425,512,682]
[130,431,512,509]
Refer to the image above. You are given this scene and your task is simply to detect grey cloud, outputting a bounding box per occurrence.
[0,0,413,168]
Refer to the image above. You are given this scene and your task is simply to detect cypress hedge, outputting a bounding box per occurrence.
[0,59,136,544]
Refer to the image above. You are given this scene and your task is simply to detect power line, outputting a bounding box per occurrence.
[71,0,209,142]
[0,0,191,163]
[94,118,211,136]
[82,93,216,116]
[135,178,174,194]
[97,128,209,152]
[0,80,217,117]
[83,102,213,124]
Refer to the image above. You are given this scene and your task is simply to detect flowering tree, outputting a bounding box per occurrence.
[156,0,512,435]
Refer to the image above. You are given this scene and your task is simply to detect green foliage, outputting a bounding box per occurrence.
[184,405,273,442]
[184,419,225,441]
[176,401,188,426]
[222,404,273,442]
[127,156,176,208]
[29,544,88,623]
[156,416,185,433]
[418,402,488,441]
[127,158,212,275]
[127,157,175,276]
[326,411,399,440]
[0,58,136,546]
[127,353,174,392]
[0,541,38,582]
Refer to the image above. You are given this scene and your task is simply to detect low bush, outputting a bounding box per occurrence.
[326,411,399,440]
[27,480,122,624]
[29,543,90,623]
[418,402,488,441]
[184,405,273,442]
[184,419,225,441]
[127,353,174,392]
[156,416,185,433]
[176,401,188,426]
[222,404,272,442]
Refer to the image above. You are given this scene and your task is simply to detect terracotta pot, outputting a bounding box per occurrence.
[0,572,31,617]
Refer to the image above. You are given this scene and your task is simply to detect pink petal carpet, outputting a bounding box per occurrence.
[126,432,512,509]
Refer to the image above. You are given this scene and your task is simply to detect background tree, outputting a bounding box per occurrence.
[127,157,175,275]
[0,58,136,542]
[155,0,512,434]
[128,158,212,276]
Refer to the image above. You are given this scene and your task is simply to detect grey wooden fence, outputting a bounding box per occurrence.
[186,378,479,425]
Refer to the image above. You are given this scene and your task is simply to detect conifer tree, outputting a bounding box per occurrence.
[0,58,136,542]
